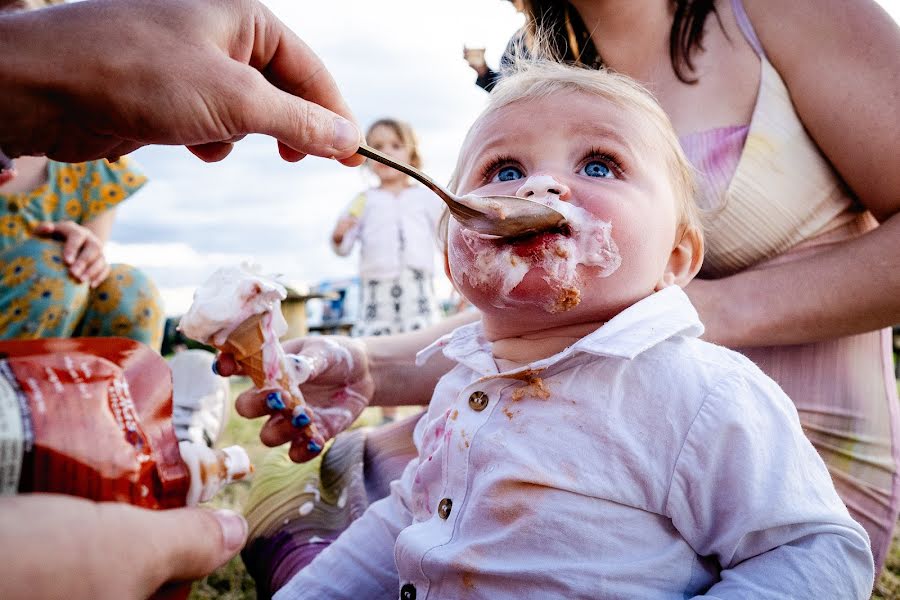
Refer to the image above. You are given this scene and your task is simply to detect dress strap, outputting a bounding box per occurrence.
[731,0,766,58]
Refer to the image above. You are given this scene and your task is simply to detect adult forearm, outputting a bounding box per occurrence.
[690,213,900,348]
[366,311,478,406]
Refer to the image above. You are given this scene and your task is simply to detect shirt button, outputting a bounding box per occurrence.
[400,583,417,600]
[437,497,453,519]
[468,390,489,411]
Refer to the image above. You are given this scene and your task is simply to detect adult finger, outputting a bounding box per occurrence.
[259,413,295,447]
[187,142,235,163]
[127,505,247,587]
[235,388,273,419]
[277,141,306,162]
[212,353,241,377]
[288,434,318,463]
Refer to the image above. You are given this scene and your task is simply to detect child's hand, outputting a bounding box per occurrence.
[217,336,374,463]
[34,221,110,288]
[332,216,358,246]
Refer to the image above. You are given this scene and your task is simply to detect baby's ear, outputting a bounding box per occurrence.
[656,225,703,290]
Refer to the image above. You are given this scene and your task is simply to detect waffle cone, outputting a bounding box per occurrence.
[219,314,322,443]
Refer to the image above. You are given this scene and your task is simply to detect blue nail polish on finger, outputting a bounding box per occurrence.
[291,410,311,428]
[307,440,323,453]
[266,391,285,411]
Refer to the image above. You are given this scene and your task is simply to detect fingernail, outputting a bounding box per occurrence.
[211,360,219,375]
[266,391,285,411]
[332,118,360,153]
[307,440,323,454]
[291,410,311,428]
[213,509,247,552]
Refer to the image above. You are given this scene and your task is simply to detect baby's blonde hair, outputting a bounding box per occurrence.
[366,118,423,170]
[0,0,62,10]
[446,60,703,241]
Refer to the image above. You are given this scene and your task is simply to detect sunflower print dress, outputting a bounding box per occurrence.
[0,158,164,350]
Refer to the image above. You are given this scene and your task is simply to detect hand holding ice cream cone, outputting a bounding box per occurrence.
[180,265,328,455]
[218,335,372,463]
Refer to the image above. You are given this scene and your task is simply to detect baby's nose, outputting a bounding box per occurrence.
[514,175,571,201]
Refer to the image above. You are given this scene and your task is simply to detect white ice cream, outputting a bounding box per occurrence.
[179,441,252,506]
[179,264,288,346]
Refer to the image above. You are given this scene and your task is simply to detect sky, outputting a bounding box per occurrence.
[106,0,900,316]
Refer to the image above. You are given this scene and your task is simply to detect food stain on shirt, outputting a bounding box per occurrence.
[509,372,551,401]
[461,571,478,591]
[482,480,543,526]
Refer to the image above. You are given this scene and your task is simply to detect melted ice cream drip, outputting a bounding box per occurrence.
[458,176,621,312]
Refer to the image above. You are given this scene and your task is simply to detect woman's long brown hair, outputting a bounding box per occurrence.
[524,0,722,84]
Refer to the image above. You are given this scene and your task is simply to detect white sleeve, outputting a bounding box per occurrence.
[332,220,360,257]
[665,370,874,599]
[273,463,417,600]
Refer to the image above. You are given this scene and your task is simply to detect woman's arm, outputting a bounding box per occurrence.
[686,0,900,347]
[367,310,478,407]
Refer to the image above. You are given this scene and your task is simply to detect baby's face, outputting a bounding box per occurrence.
[449,90,684,332]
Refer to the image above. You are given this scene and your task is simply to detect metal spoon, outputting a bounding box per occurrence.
[357,144,567,237]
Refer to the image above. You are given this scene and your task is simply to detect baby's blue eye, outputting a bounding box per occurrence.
[583,160,615,179]
[495,166,523,182]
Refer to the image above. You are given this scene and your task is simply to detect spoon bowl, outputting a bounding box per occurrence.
[357,144,567,237]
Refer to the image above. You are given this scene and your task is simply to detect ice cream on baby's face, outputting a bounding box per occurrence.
[448,175,622,314]
[179,264,287,346]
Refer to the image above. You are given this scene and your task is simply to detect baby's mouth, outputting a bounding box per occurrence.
[505,221,571,242]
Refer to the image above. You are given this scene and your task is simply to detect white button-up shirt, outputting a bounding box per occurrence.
[277,286,873,600]
[333,186,443,279]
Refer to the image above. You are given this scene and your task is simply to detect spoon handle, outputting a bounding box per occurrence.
[356,144,453,205]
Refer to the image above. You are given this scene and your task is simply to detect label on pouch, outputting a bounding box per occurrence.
[0,359,32,495]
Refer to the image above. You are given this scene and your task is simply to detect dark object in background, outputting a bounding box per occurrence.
[161,316,215,356]
[893,325,899,379]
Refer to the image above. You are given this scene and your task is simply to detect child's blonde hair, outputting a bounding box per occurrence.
[366,118,423,170]
[448,60,702,238]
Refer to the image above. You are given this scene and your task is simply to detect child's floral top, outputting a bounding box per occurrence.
[0,157,147,250]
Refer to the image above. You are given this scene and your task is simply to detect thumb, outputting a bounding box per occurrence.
[259,87,362,163]
[133,507,247,587]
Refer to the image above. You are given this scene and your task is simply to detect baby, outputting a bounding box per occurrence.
[275,62,874,599]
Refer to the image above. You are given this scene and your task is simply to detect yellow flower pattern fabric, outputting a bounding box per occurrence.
[0,158,163,350]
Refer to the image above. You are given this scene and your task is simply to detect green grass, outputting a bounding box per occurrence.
[188,377,260,600]
[187,378,900,599]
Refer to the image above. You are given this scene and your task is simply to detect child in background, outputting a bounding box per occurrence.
[0,154,164,350]
[331,118,443,338]
[276,62,873,599]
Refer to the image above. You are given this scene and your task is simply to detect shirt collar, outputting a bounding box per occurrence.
[416,286,704,375]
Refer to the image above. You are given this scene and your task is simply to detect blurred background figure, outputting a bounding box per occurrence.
[462,0,527,91]
[331,118,443,339]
